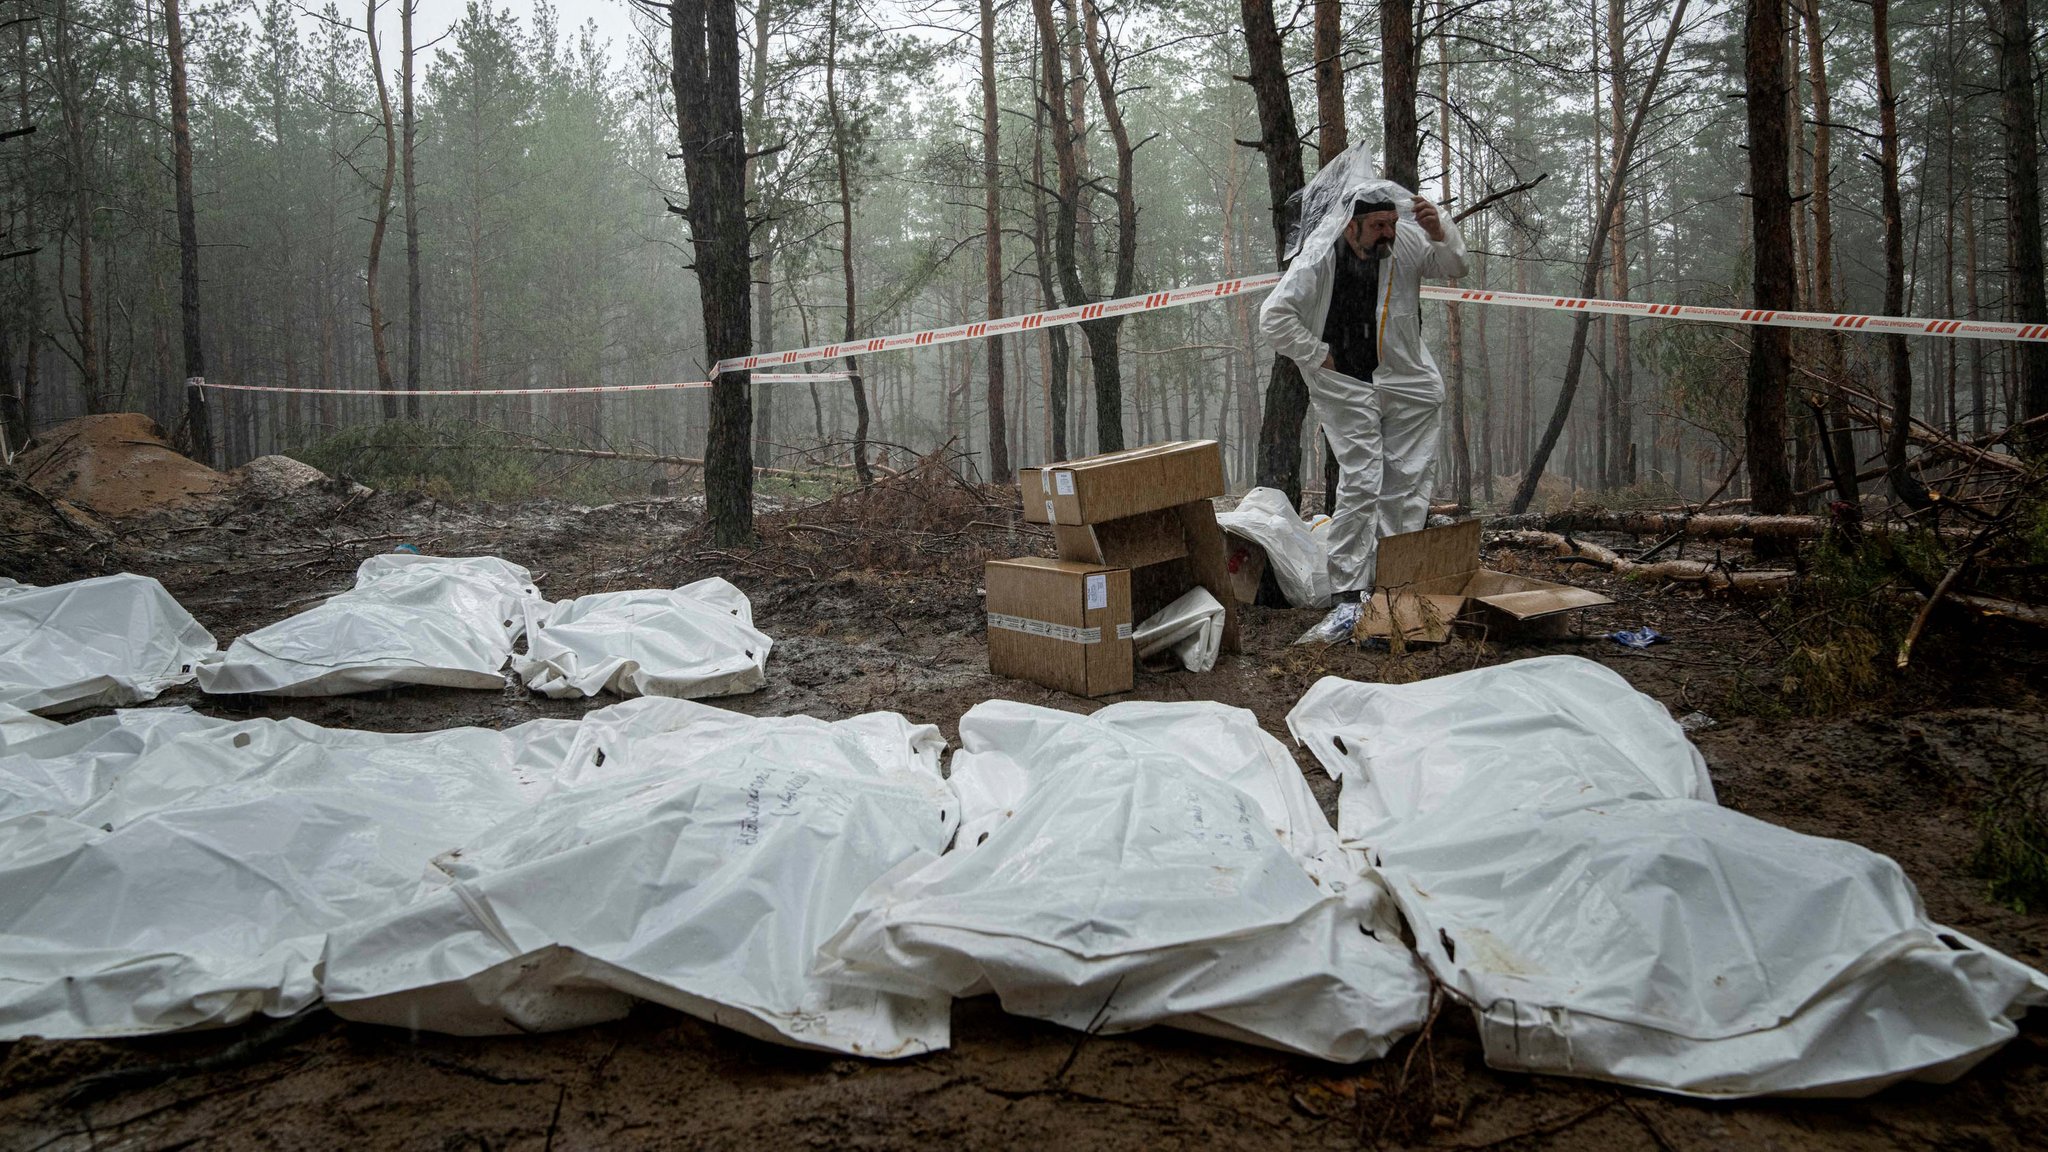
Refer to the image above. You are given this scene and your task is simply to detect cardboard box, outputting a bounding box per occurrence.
[1049,501,1240,657]
[1020,440,1225,526]
[985,558,1133,697]
[1362,519,1612,644]
[1052,509,1189,570]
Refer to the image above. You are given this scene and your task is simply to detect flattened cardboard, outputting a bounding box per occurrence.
[985,558,1133,697]
[1363,520,1613,643]
[1019,440,1224,525]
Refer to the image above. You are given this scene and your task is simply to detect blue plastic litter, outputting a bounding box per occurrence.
[392,543,421,555]
[1610,627,1667,649]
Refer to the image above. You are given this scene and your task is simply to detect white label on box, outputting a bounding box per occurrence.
[1044,500,1057,525]
[1055,470,1076,496]
[1115,622,1132,640]
[1040,470,1052,494]
[1085,573,1107,611]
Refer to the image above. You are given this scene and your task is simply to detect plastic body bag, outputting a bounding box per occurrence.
[322,699,955,1058]
[514,578,771,700]
[818,700,1430,1062]
[1217,487,1332,609]
[0,709,583,1038]
[1132,586,1226,673]
[1286,656,2048,1097]
[0,574,216,715]
[195,555,542,696]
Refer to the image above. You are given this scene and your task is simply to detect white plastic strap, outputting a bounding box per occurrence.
[988,613,1103,644]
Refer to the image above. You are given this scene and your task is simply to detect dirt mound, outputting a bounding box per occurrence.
[14,413,228,518]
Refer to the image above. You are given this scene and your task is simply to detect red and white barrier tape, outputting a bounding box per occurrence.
[192,371,855,397]
[713,273,2047,374]
[711,274,1287,373]
[192,272,2048,397]
[1420,285,2048,341]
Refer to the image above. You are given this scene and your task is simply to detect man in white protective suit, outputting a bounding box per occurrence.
[1258,150,1468,602]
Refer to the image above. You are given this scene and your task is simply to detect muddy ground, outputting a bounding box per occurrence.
[3,468,2046,1152]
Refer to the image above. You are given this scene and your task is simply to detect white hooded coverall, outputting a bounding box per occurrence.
[1258,176,1468,595]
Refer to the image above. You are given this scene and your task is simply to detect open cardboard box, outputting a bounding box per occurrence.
[1362,519,1612,643]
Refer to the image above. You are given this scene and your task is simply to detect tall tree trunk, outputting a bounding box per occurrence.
[1380,0,1418,188]
[365,0,398,418]
[1607,0,1633,488]
[746,0,774,466]
[1439,17,1470,506]
[1078,0,1134,453]
[1314,0,1345,511]
[1510,0,1688,513]
[402,0,422,418]
[1314,0,1347,159]
[1800,0,1858,507]
[9,17,36,447]
[1872,0,1919,500]
[981,0,1009,478]
[672,0,755,542]
[824,0,872,482]
[1028,50,1070,461]
[1743,0,1794,517]
[1962,125,1985,437]
[1988,0,2046,443]
[165,0,212,463]
[51,0,99,411]
[1239,0,1310,503]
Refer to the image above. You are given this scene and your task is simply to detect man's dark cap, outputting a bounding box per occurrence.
[1351,198,1398,218]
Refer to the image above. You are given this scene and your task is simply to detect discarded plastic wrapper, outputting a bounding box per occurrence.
[818,700,1429,1062]
[194,554,543,696]
[0,575,216,715]
[1610,626,1668,649]
[1287,656,2048,1098]
[513,578,771,700]
[1296,599,1363,645]
[1132,586,1226,672]
[1216,487,1333,609]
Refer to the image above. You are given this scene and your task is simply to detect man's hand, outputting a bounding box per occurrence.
[1413,196,1446,241]
[1322,354,1335,370]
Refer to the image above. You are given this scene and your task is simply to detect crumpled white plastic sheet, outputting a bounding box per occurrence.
[0,574,217,715]
[0,708,583,1039]
[513,578,771,700]
[1217,487,1332,609]
[1133,586,1226,673]
[322,699,955,1057]
[194,555,543,696]
[1287,655,2048,1097]
[818,700,1430,1062]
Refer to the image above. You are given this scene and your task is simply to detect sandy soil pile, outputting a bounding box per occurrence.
[13,414,228,518]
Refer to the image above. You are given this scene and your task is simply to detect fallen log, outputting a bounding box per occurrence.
[1496,529,2048,628]
[1497,530,1797,594]
[1491,508,1972,542]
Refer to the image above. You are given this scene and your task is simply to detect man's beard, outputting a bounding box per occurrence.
[1370,237,1394,258]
